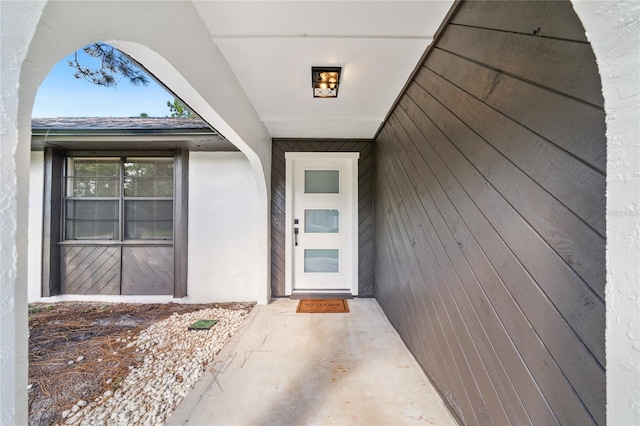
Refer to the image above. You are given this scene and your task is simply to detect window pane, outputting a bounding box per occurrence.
[124,200,173,240]
[66,177,120,197]
[305,209,339,233]
[304,249,339,273]
[124,158,174,197]
[65,200,118,240]
[72,159,120,177]
[67,158,120,197]
[305,170,339,194]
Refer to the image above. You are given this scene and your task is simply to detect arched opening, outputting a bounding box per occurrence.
[29,43,189,302]
[2,3,272,422]
[15,1,272,305]
[28,43,264,304]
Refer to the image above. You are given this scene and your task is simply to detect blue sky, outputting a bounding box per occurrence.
[32,47,175,118]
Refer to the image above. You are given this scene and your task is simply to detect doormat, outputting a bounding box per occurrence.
[296,299,349,313]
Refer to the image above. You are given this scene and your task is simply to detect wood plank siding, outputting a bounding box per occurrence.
[60,245,174,295]
[373,1,605,424]
[271,139,374,297]
[121,246,174,295]
[61,246,121,295]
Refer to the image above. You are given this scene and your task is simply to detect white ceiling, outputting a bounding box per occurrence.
[191,1,454,139]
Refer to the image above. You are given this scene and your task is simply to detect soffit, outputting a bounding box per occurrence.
[191,1,454,139]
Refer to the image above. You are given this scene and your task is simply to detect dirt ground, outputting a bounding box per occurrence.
[28,301,254,426]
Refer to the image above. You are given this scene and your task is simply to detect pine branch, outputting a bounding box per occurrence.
[68,43,150,88]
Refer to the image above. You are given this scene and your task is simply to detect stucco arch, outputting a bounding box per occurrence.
[20,0,272,304]
[571,1,640,423]
[2,4,273,417]
[1,0,638,424]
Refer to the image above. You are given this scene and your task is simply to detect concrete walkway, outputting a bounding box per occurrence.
[167,298,457,426]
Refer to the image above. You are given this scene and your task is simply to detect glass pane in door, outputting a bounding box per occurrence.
[305,170,339,193]
[304,249,339,273]
[305,209,339,233]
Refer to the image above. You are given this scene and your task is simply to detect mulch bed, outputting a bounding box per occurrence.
[28,301,254,426]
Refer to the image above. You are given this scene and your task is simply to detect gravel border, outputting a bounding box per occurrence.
[63,307,251,425]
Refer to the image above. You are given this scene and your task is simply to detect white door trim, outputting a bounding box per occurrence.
[284,152,359,296]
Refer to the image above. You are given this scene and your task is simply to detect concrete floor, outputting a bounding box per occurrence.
[167,298,457,426]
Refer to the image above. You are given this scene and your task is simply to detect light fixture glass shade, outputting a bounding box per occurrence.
[312,67,341,98]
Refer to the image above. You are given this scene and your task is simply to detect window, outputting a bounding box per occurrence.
[304,170,339,193]
[64,157,174,240]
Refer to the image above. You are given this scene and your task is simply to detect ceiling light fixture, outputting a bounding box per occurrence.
[312,66,341,98]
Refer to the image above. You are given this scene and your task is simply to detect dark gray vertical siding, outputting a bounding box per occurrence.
[42,148,64,297]
[374,1,605,424]
[173,149,189,297]
[271,139,374,297]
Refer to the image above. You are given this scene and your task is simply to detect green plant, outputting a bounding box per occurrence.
[69,43,149,88]
[167,98,196,118]
[112,377,124,391]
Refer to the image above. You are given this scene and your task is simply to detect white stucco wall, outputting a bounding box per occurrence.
[572,1,640,424]
[1,2,45,423]
[27,152,44,303]
[187,152,261,302]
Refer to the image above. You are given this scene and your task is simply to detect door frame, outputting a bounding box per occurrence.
[284,152,359,296]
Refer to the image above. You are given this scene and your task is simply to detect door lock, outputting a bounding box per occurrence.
[294,226,299,246]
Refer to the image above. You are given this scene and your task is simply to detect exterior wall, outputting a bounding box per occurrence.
[374,1,606,424]
[187,152,261,302]
[271,139,374,297]
[27,151,260,303]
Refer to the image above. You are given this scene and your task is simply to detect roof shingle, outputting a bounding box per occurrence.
[32,117,212,131]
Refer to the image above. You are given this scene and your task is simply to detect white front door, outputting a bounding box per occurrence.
[285,152,359,296]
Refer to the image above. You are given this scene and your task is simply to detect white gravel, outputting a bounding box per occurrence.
[64,307,250,426]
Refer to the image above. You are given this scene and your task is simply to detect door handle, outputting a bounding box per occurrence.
[294,227,299,246]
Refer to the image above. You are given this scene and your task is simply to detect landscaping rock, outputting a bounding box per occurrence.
[66,307,248,425]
